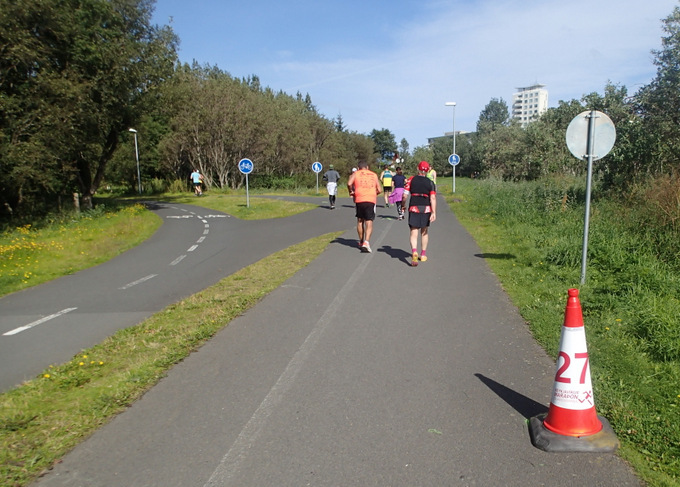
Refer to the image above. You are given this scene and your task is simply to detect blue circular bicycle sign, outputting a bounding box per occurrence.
[448,154,460,166]
[238,158,254,174]
[312,161,323,173]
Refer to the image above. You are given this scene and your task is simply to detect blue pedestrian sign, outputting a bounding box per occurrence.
[238,158,254,174]
[448,154,460,166]
[312,161,323,173]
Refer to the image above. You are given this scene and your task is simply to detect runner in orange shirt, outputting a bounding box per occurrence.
[347,160,382,253]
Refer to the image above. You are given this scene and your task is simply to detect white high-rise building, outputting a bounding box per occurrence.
[512,84,548,127]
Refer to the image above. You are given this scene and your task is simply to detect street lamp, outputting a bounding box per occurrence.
[445,102,456,192]
[128,128,141,195]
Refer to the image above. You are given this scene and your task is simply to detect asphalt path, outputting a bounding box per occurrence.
[30,195,640,486]
[0,197,347,392]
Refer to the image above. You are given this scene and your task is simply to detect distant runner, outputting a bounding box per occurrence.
[322,164,341,209]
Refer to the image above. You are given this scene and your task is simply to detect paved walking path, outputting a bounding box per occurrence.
[34,197,640,486]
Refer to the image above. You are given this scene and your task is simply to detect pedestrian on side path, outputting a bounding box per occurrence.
[190,169,203,196]
[322,164,341,209]
[347,160,382,253]
[403,161,437,266]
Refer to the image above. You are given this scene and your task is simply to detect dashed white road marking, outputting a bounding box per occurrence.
[188,245,199,252]
[165,214,228,219]
[3,307,78,336]
[170,255,186,266]
[119,274,157,290]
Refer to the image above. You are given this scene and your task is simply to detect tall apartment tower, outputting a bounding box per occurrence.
[512,84,548,127]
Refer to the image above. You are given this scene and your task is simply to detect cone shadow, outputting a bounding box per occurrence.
[475,373,548,419]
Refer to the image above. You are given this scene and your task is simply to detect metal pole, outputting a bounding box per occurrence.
[133,133,141,195]
[246,174,250,208]
[580,110,597,284]
[452,104,456,193]
[129,128,141,195]
[445,102,456,193]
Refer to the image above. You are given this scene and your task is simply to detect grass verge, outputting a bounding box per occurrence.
[0,231,342,487]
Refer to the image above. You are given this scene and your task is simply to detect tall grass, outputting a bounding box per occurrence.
[449,177,680,486]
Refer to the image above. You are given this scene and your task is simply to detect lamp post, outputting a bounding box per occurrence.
[128,128,141,195]
[445,102,456,192]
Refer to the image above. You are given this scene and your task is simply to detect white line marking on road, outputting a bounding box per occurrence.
[119,274,158,290]
[197,237,206,243]
[188,245,198,252]
[170,255,186,266]
[3,307,78,336]
[203,229,209,235]
[203,222,392,486]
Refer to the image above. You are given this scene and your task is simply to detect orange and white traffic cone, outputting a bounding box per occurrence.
[529,288,619,452]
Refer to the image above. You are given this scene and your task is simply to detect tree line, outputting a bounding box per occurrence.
[2,0,680,223]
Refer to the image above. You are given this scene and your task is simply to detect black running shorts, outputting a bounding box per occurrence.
[355,202,376,221]
[408,211,431,228]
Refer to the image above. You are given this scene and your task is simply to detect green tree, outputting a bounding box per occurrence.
[0,0,177,217]
[369,128,397,163]
[636,5,680,174]
[398,138,410,162]
[476,98,510,133]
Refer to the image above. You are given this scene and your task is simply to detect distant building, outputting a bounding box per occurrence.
[512,84,548,127]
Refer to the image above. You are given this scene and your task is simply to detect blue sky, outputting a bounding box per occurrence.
[151,0,677,149]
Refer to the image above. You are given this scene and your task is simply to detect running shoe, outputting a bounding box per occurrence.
[411,251,419,266]
[420,255,428,262]
[361,241,372,253]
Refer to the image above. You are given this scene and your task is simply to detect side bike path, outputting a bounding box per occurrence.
[34,197,640,486]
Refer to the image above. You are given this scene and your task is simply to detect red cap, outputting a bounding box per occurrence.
[418,161,430,171]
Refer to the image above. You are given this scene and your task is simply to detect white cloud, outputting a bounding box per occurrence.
[156,0,676,147]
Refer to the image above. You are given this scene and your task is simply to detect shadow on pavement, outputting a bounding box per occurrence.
[332,237,360,249]
[378,245,412,266]
[475,373,548,419]
[475,253,516,260]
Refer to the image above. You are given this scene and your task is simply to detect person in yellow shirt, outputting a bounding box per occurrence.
[379,164,394,207]
[426,166,437,188]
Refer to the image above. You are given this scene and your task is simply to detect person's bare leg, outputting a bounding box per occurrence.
[409,227,419,252]
[357,219,365,243]
[364,220,374,243]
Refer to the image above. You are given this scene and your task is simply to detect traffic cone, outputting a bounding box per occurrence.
[529,288,619,452]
